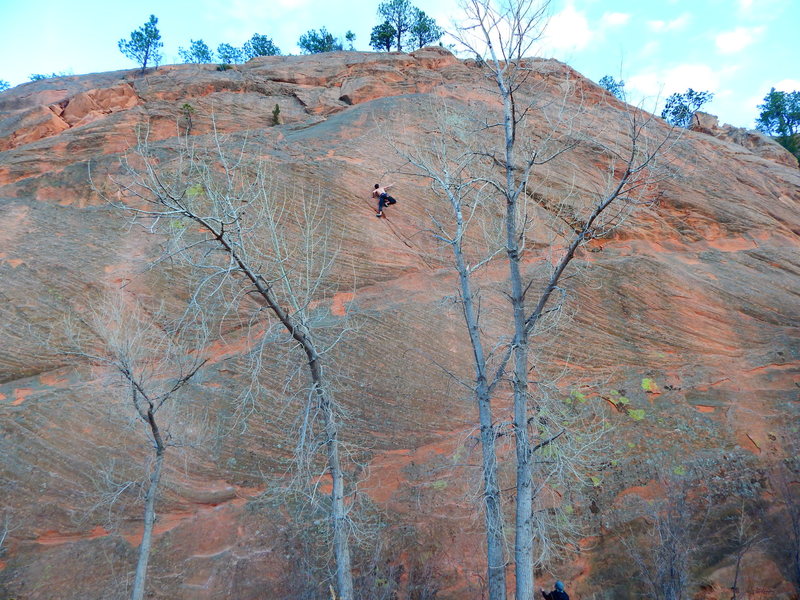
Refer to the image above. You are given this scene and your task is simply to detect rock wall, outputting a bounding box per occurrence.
[0,48,798,599]
[692,110,799,169]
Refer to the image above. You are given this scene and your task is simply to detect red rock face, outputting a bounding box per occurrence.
[0,48,798,600]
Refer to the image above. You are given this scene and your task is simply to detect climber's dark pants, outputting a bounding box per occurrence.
[378,193,397,211]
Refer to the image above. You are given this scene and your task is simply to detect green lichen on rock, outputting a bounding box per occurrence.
[565,389,587,404]
[641,377,659,393]
[628,409,646,421]
[608,390,631,405]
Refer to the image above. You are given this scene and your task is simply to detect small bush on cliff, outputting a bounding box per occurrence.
[756,87,800,161]
[661,88,714,128]
[180,103,195,134]
[370,21,396,52]
[29,71,71,81]
[179,39,213,63]
[242,33,281,59]
[0,80,8,91]
[599,75,626,100]
[118,14,163,73]
[216,43,244,64]
[298,27,343,53]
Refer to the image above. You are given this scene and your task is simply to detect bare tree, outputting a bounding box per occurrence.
[621,473,711,600]
[390,1,676,598]
[767,431,800,594]
[61,292,208,600]
[727,496,762,600]
[104,128,357,600]
[0,512,10,557]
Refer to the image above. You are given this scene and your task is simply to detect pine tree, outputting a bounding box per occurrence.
[118,15,163,73]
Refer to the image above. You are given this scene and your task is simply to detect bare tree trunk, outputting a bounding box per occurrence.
[144,188,356,600]
[508,203,535,600]
[729,499,758,600]
[494,45,536,599]
[511,288,534,600]
[60,295,207,600]
[782,471,800,593]
[321,386,354,600]
[0,512,10,557]
[131,438,165,600]
[391,138,510,597]
[766,435,800,594]
[224,234,356,600]
[400,1,671,593]
[109,140,358,599]
[478,392,507,599]
[454,243,508,600]
[307,351,353,600]
[730,548,742,600]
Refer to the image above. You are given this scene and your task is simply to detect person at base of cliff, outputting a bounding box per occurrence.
[541,580,569,600]
[371,183,397,217]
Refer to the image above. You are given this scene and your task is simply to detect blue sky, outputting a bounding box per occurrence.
[1,0,797,128]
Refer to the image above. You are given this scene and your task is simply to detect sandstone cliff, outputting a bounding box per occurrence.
[0,48,798,600]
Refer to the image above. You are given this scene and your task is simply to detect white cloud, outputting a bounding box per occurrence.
[624,64,725,117]
[543,3,593,52]
[715,26,765,53]
[426,0,464,35]
[745,93,765,111]
[627,73,661,97]
[664,64,722,94]
[640,41,660,57]
[648,13,691,33]
[773,79,800,92]
[601,12,631,27]
[226,0,280,20]
[737,0,790,17]
[627,64,721,99]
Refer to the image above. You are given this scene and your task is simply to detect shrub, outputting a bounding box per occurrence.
[242,33,281,59]
[756,88,800,161]
[29,71,71,81]
[178,39,213,63]
[298,27,343,54]
[661,88,714,128]
[216,43,243,64]
[598,75,625,100]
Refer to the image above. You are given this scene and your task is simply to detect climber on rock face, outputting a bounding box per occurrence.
[371,183,397,217]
